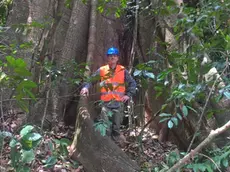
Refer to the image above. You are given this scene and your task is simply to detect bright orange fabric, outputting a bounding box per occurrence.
[100,65,125,101]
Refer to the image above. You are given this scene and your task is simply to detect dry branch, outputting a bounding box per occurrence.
[168,119,230,171]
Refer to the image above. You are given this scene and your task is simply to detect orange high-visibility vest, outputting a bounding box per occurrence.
[100,65,125,102]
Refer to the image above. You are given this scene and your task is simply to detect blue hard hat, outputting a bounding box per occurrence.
[107,47,119,56]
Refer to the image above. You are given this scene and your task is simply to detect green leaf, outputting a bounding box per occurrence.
[176,113,182,120]
[54,139,60,145]
[107,111,113,117]
[60,138,71,146]
[27,132,42,142]
[15,58,26,68]
[161,104,168,111]
[94,122,107,136]
[21,133,42,150]
[22,150,35,163]
[223,91,230,99]
[24,88,36,100]
[0,131,13,138]
[168,120,174,129]
[171,117,178,126]
[48,140,54,152]
[6,56,15,67]
[222,158,228,167]
[144,72,155,79]
[182,105,188,117]
[60,144,69,156]
[115,9,120,18]
[10,147,20,168]
[133,69,142,77]
[44,156,57,168]
[186,106,197,114]
[159,113,172,117]
[20,125,34,137]
[166,0,176,6]
[159,117,170,123]
[17,80,37,90]
[0,72,6,82]
[14,68,31,76]
[20,166,30,172]
[21,138,33,150]
[97,6,104,13]
[10,138,18,148]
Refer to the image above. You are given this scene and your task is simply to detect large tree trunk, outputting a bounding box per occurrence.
[71,98,140,172]
[69,0,140,171]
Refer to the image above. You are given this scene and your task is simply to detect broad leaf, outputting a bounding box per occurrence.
[171,117,178,126]
[10,147,20,168]
[133,69,142,77]
[6,56,15,67]
[43,156,57,168]
[168,120,174,129]
[22,150,35,163]
[144,71,155,79]
[182,105,188,117]
[60,138,71,146]
[14,68,31,76]
[223,91,230,99]
[20,125,34,137]
[222,158,228,167]
[159,117,170,123]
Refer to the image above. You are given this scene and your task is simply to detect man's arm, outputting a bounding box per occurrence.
[80,69,100,96]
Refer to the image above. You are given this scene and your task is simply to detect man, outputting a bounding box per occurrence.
[80,47,136,144]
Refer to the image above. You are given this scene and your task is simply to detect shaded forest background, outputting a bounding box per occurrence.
[1,0,230,171]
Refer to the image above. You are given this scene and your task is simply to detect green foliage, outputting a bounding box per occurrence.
[65,0,73,9]
[9,125,42,171]
[8,125,77,171]
[97,0,128,18]
[152,145,230,171]
[0,0,12,25]
[133,60,156,90]
[185,145,230,171]
[43,137,78,169]
[0,56,37,112]
[130,0,230,133]
[94,120,110,136]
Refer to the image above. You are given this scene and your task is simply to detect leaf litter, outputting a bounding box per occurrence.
[0,111,178,171]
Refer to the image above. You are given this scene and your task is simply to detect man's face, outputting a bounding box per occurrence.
[107,55,119,66]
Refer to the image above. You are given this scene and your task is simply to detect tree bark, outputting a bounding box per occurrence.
[69,0,140,171]
[71,97,140,172]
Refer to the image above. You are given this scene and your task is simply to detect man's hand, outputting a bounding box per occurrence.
[121,95,130,103]
[80,87,89,96]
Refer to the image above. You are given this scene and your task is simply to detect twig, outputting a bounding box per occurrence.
[197,153,222,172]
[187,57,229,153]
[138,108,161,138]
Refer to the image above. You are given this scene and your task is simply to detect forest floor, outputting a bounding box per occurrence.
[0,111,178,172]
